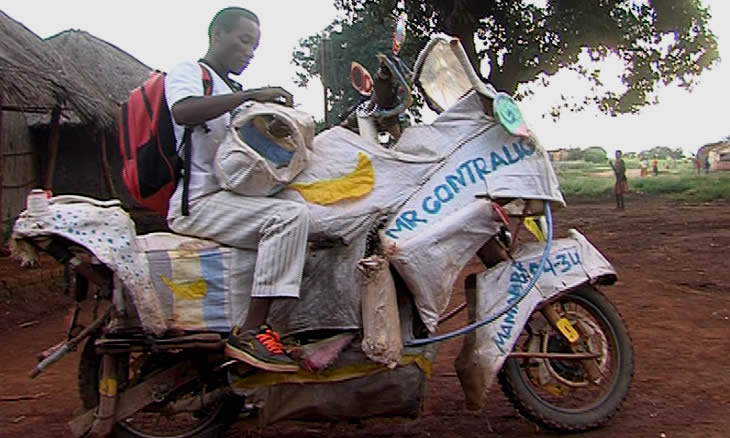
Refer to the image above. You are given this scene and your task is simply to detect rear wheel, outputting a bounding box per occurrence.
[78,336,244,438]
[498,285,633,432]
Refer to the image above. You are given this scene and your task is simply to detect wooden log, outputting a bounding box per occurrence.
[43,106,61,191]
[99,131,117,199]
[0,91,5,229]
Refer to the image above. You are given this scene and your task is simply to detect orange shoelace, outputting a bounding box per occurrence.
[256,329,284,354]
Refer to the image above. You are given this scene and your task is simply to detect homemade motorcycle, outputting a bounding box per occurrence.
[11,21,632,438]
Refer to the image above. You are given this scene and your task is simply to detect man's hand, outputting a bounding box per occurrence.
[246,86,294,107]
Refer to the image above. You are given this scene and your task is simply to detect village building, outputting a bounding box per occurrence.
[697,141,730,172]
[547,148,569,162]
[1,11,154,250]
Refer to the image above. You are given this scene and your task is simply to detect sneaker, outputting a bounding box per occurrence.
[225,325,299,373]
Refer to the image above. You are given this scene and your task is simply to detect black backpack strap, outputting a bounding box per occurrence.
[180,66,215,217]
[181,127,193,216]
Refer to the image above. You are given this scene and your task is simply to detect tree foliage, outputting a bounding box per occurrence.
[295,0,718,119]
[639,146,685,159]
[292,18,422,125]
[583,146,609,163]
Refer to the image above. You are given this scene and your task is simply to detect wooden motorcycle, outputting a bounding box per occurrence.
[11,20,632,438]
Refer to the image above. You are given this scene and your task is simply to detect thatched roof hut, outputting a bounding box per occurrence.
[0,10,116,128]
[44,29,151,105]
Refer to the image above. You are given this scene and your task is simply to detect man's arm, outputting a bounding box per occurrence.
[172,87,294,126]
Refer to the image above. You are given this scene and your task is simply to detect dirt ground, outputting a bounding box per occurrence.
[1,194,729,438]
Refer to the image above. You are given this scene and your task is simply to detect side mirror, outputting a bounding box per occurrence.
[350,61,374,96]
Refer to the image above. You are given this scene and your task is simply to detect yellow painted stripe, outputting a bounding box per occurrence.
[161,275,208,300]
[289,152,374,205]
[99,378,117,396]
[523,216,546,241]
[167,250,206,327]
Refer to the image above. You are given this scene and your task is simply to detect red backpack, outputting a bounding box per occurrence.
[119,65,212,216]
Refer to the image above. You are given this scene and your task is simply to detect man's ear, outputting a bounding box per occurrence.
[211,26,223,43]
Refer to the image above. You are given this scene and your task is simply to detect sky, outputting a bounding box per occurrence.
[1,0,728,156]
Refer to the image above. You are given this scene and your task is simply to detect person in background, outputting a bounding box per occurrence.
[640,158,649,177]
[610,150,628,210]
[651,158,659,176]
[704,154,711,174]
[695,155,702,175]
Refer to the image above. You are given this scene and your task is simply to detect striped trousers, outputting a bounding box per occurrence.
[168,190,310,306]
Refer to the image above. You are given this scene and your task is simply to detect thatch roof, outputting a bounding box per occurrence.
[0,10,116,129]
[698,141,730,160]
[45,29,152,105]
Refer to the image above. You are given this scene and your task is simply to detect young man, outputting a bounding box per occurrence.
[164,7,308,372]
[610,150,628,210]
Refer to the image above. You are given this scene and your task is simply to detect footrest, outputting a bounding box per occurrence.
[95,333,224,353]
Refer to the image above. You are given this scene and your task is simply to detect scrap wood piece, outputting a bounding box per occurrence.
[0,392,47,402]
[19,320,39,328]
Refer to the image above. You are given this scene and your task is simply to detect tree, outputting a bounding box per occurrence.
[292,17,424,127]
[567,147,584,161]
[583,146,608,163]
[304,0,717,117]
[640,146,684,159]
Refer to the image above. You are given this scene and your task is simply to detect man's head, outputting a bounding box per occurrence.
[615,150,622,159]
[208,7,260,75]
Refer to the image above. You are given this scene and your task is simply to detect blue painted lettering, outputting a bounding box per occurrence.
[435,184,454,203]
[387,137,544,240]
[518,139,536,157]
[569,251,581,265]
[502,145,520,164]
[423,196,441,215]
[459,161,477,184]
[473,157,490,180]
[446,173,467,193]
[384,216,414,239]
[401,210,427,228]
[490,151,509,171]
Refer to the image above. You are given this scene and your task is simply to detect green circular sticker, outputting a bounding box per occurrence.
[493,92,529,138]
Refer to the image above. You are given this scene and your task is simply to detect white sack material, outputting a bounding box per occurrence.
[455,230,616,409]
[381,91,564,246]
[385,200,501,332]
[216,101,315,196]
[11,196,167,335]
[276,126,439,242]
[358,255,403,367]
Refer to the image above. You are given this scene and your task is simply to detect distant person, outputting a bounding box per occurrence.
[704,155,711,174]
[695,156,702,174]
[640,159,649,177]
[651,158,658,176]
[610,150,628,210]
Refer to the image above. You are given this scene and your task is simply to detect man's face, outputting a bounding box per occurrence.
[213,16,260,75]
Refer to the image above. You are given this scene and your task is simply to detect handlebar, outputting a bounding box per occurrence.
[357,53,412,120]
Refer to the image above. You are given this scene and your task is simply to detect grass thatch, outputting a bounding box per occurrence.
[0,10,116,129]
[45,29,152,105]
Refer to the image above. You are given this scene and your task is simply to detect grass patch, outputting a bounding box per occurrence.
[558,175,614,197]
[557,163,730,202]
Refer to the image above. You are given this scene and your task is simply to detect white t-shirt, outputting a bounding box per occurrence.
[164,61,238,218]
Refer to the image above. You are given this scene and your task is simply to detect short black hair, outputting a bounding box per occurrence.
[209,7,259,39]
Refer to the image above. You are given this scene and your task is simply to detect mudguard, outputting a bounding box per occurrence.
[454,229,616,406]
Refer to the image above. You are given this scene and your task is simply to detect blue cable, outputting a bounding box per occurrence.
[404,201,554,347]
